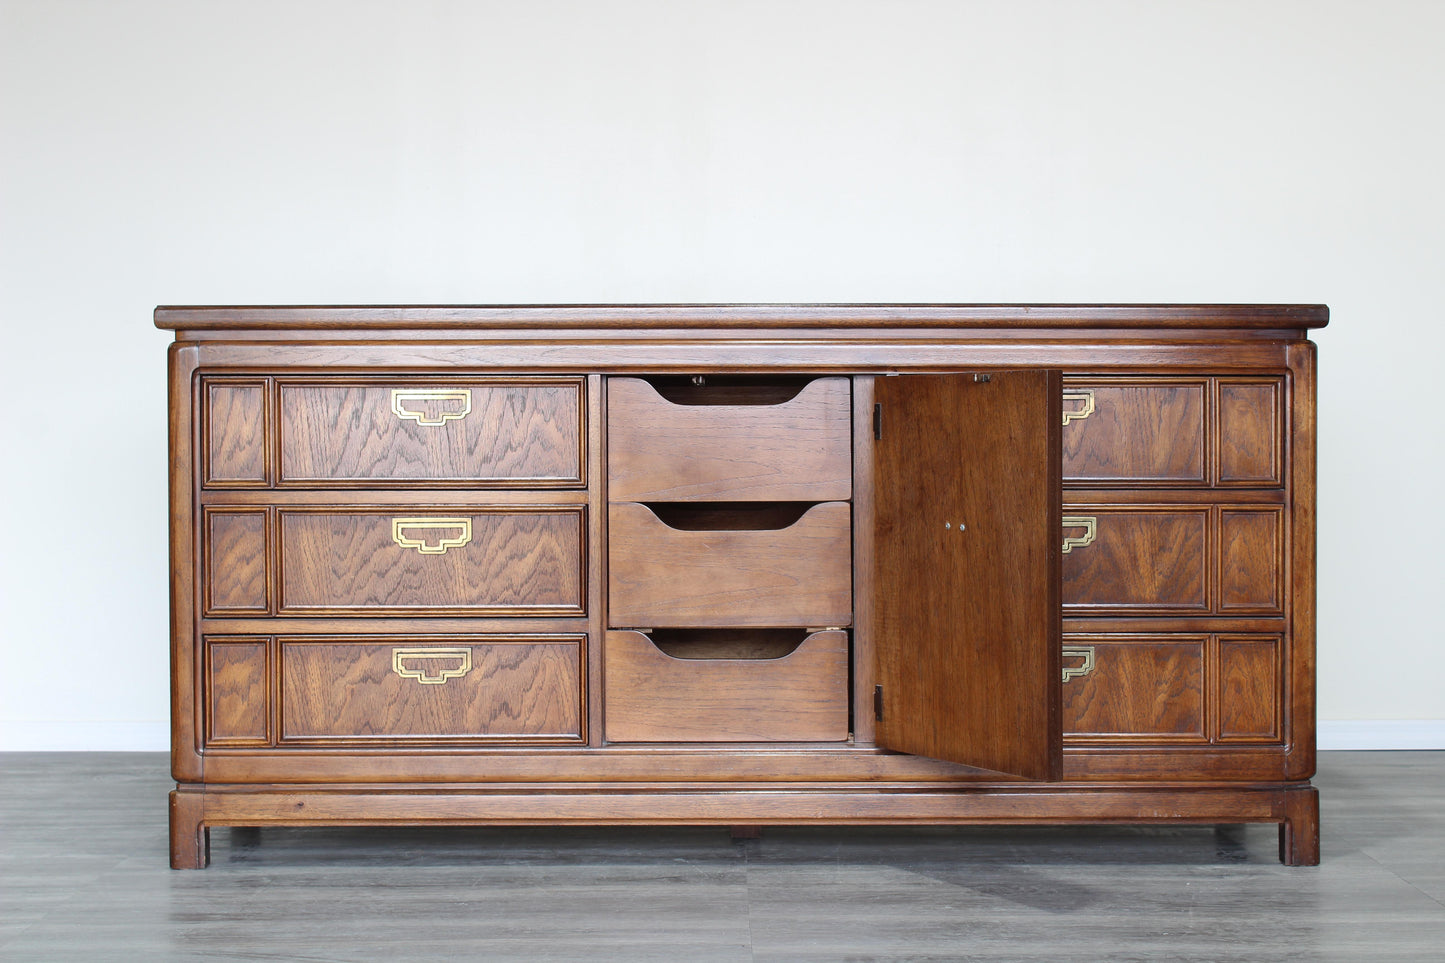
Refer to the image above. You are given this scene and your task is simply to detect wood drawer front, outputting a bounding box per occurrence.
[603,630,848,742]
[203,379,269,487]
[277,378,584,487]
[1062,637,1206,741]
[1061,505,1283,616]
[279,636,584,745]
[607,377,852,501]
[1063,381,1206,484]
[276,509,584,616]
[205,637,269,746]
[1062,377,1282,488]
[608,502,852,628]
[203,509,269,616]
[1062,633,1281,745]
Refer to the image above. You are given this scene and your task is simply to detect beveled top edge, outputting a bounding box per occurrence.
[154,303,1329,330]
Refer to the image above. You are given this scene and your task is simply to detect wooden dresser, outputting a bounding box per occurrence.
[157,304,1325,868]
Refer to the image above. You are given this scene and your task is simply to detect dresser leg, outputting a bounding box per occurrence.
[1278,787,1320,866]
[170,791,210,870]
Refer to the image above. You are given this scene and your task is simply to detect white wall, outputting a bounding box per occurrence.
[2,0,1441,750]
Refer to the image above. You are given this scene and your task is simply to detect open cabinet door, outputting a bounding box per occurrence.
[871,370,1062,780]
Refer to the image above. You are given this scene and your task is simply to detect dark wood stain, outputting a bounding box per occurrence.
[1062,637,1206,739]
[871,371,1062,781]
[159,305,1321,869]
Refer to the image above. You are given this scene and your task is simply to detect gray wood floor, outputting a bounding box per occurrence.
[2,753,1443,961]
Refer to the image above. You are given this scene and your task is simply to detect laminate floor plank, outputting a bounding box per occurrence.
[2,752,1444,961]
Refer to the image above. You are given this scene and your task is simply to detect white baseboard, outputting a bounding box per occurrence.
[2,719,1442,752]
[1318,720,1445,750]
[0,721,169,751]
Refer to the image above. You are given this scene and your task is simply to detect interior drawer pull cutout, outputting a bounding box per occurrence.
[391,517,472,554]
[1061,645,1096,682]
[1061,516,1098,554]
[392,647,473,684]
[390,389,472,426]
[1061,388,1096,425]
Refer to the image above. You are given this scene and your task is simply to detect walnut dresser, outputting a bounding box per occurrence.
[157,304,1325,868]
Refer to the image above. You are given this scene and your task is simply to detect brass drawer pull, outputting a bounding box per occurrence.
[1061,388,1095,426]
[1061,516,1097,554]
[392,647,472,685]
[392,517,472,555]
[391,389,472,426]
[1061,645,1096,682]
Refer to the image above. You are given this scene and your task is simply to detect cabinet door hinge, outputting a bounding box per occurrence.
[873,403,882,440]
[874,684,884,721]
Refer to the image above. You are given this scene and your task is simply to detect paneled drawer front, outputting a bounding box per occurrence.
[276,508,584,616]
[604,629,849,742]
[1061,504,1283,615]
[1061,633,1282,745]
[204,380,268,487]
[1062,377,1283,488]
[278,378,585,486]
[1062,381,1206,484]
[1061,637,1206,741]
[608,502,852,628]
[279,636,584,745]
[1062,508,1209,613]
[607,377,851,501]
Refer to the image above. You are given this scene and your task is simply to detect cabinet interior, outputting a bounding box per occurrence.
[641,502,816,531]
[643,628,813,661]
[644,374,816,405]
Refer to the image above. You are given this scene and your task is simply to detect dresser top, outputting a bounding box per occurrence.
[154,303,1328,331]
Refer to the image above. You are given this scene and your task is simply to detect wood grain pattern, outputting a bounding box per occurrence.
[607,377,851,501]
[603,629,848,742]
[278,378,583,486]
[204,380,267,486]
[872,371,1061,780]
[1217,380,1282,485]
[278,509,584,616]
[1062,508,1209,612]
[1217,636,1281,741]
[1062,381,1206,483]
[279,636,583,744]
[1219,508,1283,612]
[204,509,268,614]
[607,501,851,628]
[205,638,268,745]
[1061,637,1206,740]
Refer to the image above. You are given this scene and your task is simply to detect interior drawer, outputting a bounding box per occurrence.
[1062,379,1207,484]
[603,629,848,742]
[277,377,584,486]
[279,635,584,745]
[277,508,584,616]
[608,502,852,628]
[607,376,851,501]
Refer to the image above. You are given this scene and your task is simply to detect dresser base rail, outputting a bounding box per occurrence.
[169,783,1319,869]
